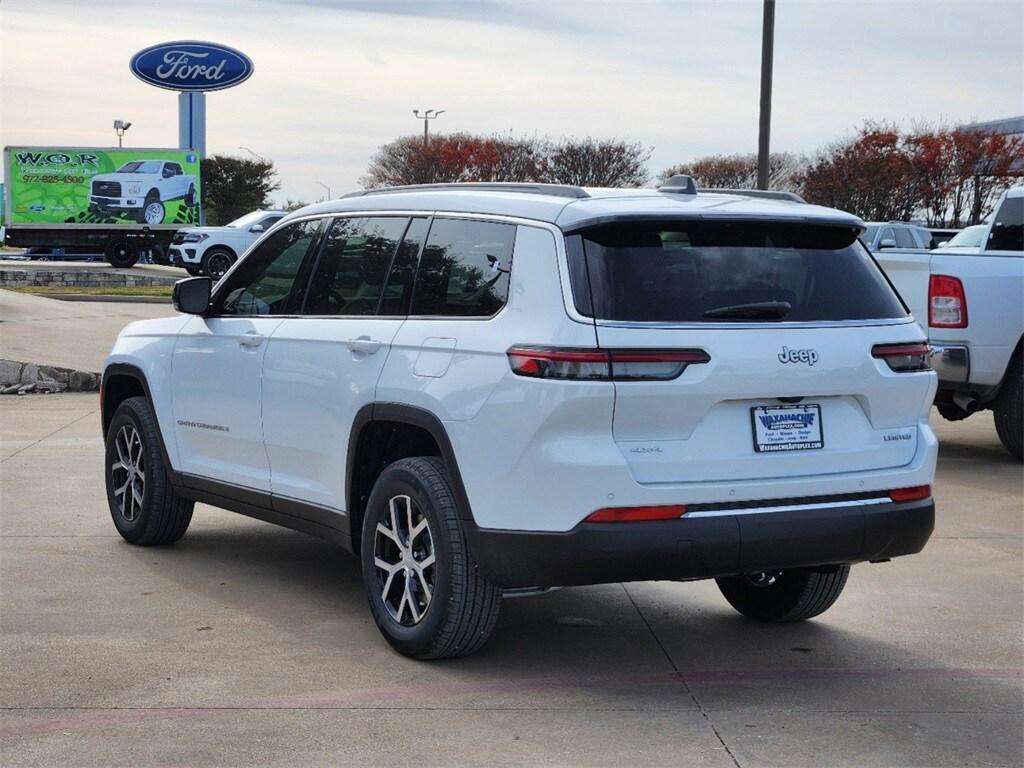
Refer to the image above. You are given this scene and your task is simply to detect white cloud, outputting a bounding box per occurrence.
[1,0,1021,203]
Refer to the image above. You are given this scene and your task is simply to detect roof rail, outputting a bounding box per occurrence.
[343,182,590,200]
[704,188,807,203]
[657,174,698,195]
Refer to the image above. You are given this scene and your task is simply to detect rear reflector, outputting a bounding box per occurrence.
[508,346,710,381]
[929,274,967,328]
[872,342,932,372]
[585,505,687,523]
[888,485,931,503]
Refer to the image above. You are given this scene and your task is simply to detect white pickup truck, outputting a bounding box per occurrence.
[876,187,1023,459]
[89,159,197,225]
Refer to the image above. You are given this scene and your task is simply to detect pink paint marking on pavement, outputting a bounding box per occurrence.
[3,667,1021,740]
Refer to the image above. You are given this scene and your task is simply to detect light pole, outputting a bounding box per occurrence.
[756,0,775,190]
[316,181,332,200]
[113,119,132,148]
[239,145,267,162]
[412,109,445,146]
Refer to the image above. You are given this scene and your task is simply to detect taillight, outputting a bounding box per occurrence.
[872,343,931,372]
[585,504,687,523]
[928,274,967,328]
[507,346,709,381]
[888,485,931,503]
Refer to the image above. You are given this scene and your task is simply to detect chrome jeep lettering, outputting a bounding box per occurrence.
[778,346,819,365]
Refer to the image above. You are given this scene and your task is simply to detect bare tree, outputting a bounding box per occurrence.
[658,152,804,191]
[539,137,651,187]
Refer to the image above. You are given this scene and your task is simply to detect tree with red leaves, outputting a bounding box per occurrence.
[658,152,803,191]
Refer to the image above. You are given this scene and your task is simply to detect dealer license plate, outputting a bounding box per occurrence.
[751,403,824,453]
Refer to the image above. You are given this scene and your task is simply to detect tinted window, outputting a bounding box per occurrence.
[261,215,284,229]
[895,227,916,248]
[411,218,516,317]
[987,197,1024,251]
[213,219,320,316]
[878,227,895,246]
[380,217,428,316]
[573,220,907,323]
[303,216,407,316]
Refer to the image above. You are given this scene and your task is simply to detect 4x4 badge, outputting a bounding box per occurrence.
[778,346,819,365]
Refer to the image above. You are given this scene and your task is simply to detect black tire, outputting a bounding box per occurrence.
[104,396,193,545]
[105,239,138,268]
[184,264,203,277]
[993,351,1023,460]
[202,247,236,280]
[360,457,501,659]
[936,402,970,422]
[716,566,850,622]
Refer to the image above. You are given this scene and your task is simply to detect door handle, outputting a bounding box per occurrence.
[238,331,265,348]
[345,336,382,355]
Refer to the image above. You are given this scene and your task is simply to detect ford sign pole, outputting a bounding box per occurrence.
[130,41,254,224]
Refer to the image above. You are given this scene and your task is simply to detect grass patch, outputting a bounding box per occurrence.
[3,284,173,297]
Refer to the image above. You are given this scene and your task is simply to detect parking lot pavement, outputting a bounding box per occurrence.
[1,394,1021,767]
[0,291,175,373]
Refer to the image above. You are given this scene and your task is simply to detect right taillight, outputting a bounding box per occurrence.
[507,346,710,381]
[888,485,931,503]
[929,274,968,328]
[872,343,932,372]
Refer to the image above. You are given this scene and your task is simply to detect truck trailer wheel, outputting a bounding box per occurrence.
[105,240,138,268]
[994,352,1022,461]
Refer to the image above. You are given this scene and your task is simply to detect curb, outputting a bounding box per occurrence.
[0,359,101,394]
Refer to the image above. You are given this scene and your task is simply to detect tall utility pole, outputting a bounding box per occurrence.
[412,109,445,146]
[756,0,776,190]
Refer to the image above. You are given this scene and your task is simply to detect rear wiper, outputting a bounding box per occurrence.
[702,300,792,320]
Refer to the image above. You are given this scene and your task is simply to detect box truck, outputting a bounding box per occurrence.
[3,146,201,267]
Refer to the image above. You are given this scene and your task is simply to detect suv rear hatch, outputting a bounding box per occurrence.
[566,219,933,485]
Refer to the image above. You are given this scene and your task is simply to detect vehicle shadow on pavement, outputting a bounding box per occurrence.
[115,515,1022,718]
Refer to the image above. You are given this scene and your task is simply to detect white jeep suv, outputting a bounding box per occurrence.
[169,209,287,279]
[101,179,938,659]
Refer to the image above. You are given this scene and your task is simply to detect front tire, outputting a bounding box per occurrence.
[994,352,1022,460]
[360,457,501,659]
[202,247,235,281]
[105,396,193,545]
[716,566,850,622]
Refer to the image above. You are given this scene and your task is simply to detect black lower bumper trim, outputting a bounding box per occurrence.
[465,499,934,588]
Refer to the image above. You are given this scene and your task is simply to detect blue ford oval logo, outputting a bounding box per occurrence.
[130,41,253,92]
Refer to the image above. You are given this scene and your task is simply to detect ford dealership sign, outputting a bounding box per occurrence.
[130,41,253,92]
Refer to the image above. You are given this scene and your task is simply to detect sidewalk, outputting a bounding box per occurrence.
[0,289,175,373]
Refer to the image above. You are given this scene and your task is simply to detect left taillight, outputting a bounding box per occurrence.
[507,346,710,381]
[872,343,931,372]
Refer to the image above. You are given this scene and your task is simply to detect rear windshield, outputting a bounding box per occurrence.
[568,220,907,323]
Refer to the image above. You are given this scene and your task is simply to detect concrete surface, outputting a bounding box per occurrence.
[0,394,1021,767]
[0,290,175,372]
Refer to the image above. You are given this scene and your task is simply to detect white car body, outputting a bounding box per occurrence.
[89,160,196,224]
[875,187,1023,422]
[101,182,938,653]
[168,209,286,273]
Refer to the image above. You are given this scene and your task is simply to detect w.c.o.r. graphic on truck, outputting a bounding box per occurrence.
[3,146,200,267]
[89,159,197,224]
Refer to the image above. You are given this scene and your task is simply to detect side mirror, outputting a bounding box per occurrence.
[250,224,265,233]
[878,238,897,249]
[172,277,211,315]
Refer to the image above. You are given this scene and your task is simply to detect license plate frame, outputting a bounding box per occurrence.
[751,403,824,453]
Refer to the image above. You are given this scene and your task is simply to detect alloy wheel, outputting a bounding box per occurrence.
[144,202,164,224]
[373,494,436,625]
[208,253,232,280]
[110,424,145,522]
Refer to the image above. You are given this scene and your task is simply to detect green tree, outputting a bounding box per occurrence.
[201,154,280,225]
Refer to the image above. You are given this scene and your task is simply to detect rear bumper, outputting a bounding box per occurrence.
[465,498,934,588]
[930,343,969,387]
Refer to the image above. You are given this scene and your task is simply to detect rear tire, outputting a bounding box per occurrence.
[360,457,501,659]
[104,396,193,545]
[716,566,850,622]
[105,239,137,268]
[993,352,1023,460]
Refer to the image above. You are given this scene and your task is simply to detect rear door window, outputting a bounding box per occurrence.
[411,218,516,317]
[303,216,409,316]
[987,197,1024,251]
[570,220,907,323]
[895,227,916,248]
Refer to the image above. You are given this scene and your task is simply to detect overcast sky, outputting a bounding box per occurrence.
[1,0,1021,205]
